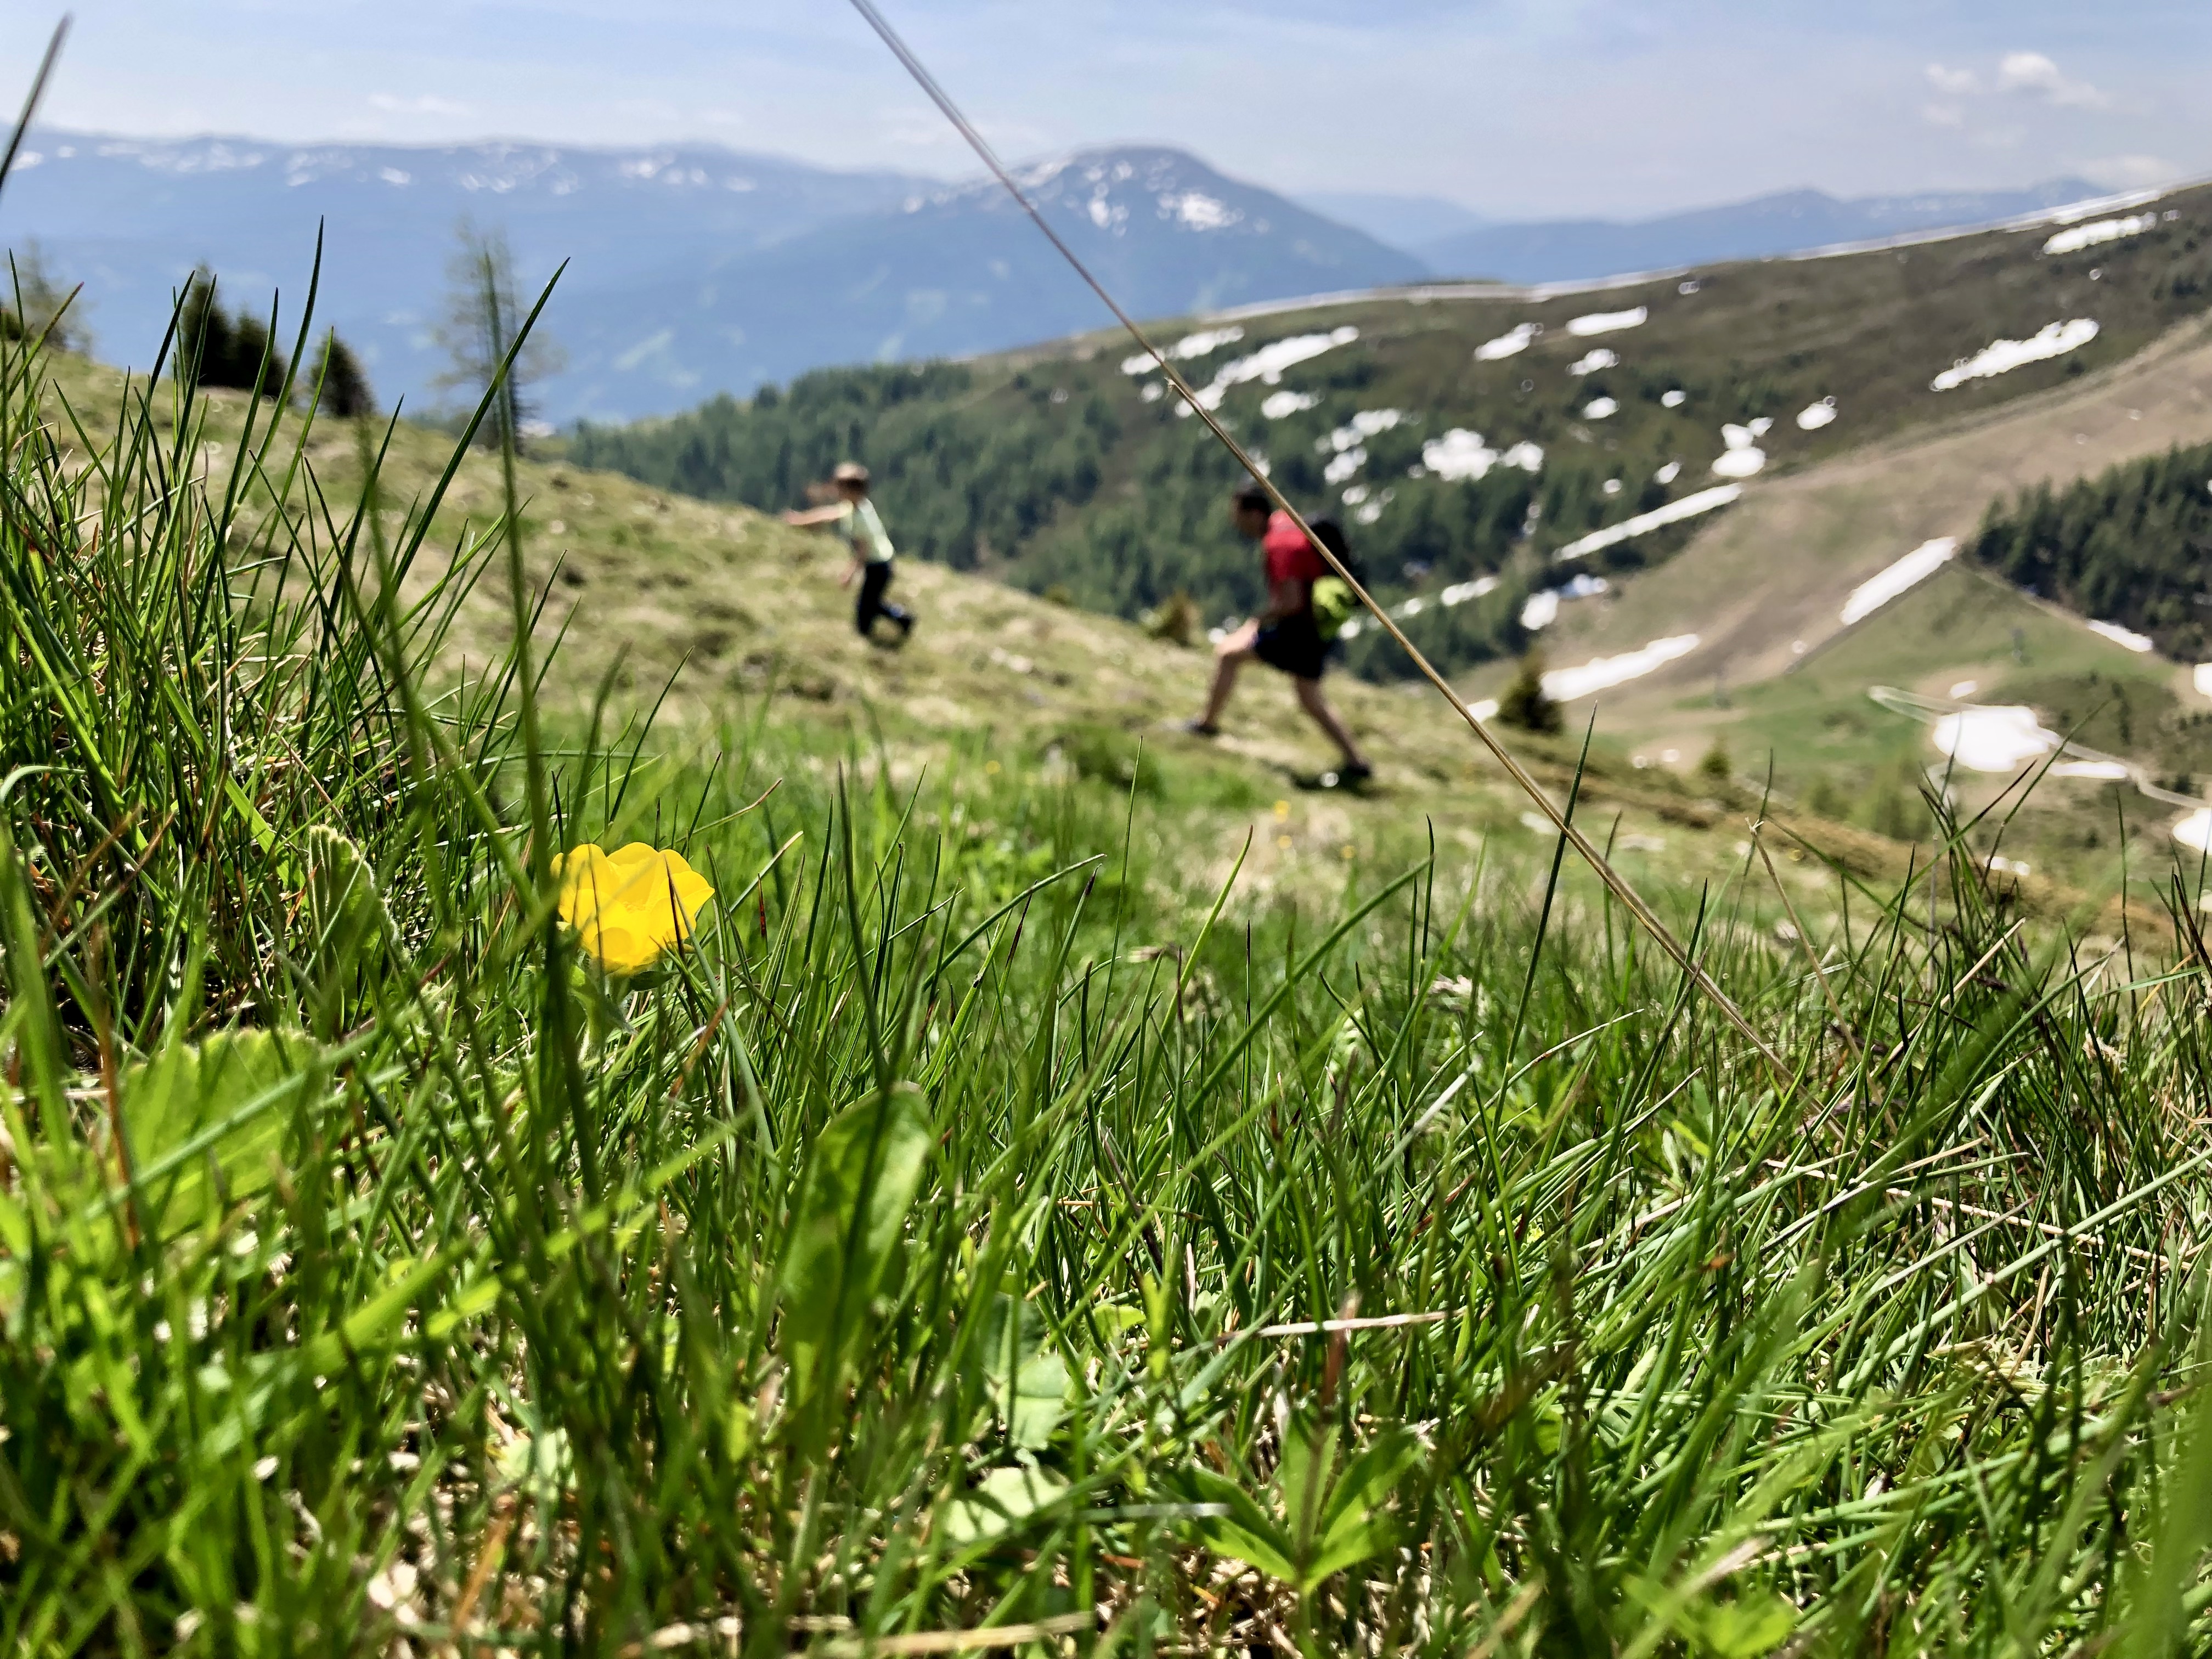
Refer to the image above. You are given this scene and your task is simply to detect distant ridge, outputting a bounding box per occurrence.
[1415,179,2117,283]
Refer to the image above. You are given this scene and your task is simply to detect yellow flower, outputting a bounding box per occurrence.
[555,843,715,974]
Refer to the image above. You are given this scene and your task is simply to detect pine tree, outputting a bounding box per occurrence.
[175,272,287,398]
[3,243,86,353]
[1497,652,1561,735]
[311,333,376,419]
[432,224,564,451]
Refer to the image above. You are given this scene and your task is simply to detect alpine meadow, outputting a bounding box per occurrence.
[18,19,2212,1659]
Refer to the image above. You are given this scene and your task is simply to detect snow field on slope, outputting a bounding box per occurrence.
[1121,325,1245,376]
[2042,214,2157,256]
[2085,619,2154,653]
[1174,326,1361,414]
[1336,574,1500,640]
[1933,706,2061,772]
[1420,430,1543,483]
[1932,320,2099,391]
[1541,635,1701,701]
[1550,484,1743,563]
[1566,307,1649,337]
[1839,539,1956,625]
[1474,323,1539,361]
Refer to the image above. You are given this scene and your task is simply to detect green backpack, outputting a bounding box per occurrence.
[1305,516,1363,641]
[1311,573,1359,641]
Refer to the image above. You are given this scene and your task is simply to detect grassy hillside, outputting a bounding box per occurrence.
[21,348,1896,900]
[571,179,2212,681]
[22,296,2212,1656]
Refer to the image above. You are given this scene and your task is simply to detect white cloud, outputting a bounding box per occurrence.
[368,92,471,116]
[1996,50,2106,110]
[1921,103,1965,129]
[1925,64,1980,95]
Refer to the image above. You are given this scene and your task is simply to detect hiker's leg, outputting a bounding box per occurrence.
[856,563,889,636]
[878,563,912,627]
[1295,677,1369,769]
[1199,623,1259,727]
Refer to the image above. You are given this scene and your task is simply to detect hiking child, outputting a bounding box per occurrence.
[1184,485,1372,787]
[783,461,915,642]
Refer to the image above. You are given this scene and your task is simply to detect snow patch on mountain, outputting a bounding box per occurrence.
[1932,319,2099,391]
[1553,484,1742,562]
[1840,538,1955,625]
[1566,307,1647,337]
[2086,619,2154,653]
[1544,635,1700,701]
[1934,707,2061,772]
[1474,323,1539,361]
[1421,429,1543,482]
[2043,213,2157,256]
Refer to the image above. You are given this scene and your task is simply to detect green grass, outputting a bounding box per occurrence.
[16,273,2212,1659]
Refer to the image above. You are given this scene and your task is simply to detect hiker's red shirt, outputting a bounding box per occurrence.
[1262,510,1328,586]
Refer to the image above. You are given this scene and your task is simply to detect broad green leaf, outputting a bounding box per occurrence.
[983,1292,1071,1450]
[498,1425,575,1504]
[1180,1465,1300,1584]
[1307,1429,1420,1585]
[1692,1593,1798,1658]
[940,1464,1071,1548]
[777,1082,933,1431]
[304,826,388,1039]
[1277,1414,1340,1561]
[119,1030,319,1240]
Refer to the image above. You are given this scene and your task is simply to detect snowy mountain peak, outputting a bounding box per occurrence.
[906,145,1287,240]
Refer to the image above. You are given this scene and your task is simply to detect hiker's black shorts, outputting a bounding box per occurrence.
[1254,614,1330,681]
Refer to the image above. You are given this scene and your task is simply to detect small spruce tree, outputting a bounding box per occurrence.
[3,243,86,353]
[311,333,376,419]
[176,272,287,398]
[1697,739,1732,788]
[1497,651,1561,734]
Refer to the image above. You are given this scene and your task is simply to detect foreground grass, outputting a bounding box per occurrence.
[9,312,2212,1659]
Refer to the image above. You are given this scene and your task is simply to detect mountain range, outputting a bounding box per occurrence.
[4,128,2141,424]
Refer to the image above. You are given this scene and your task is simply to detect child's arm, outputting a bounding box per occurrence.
[781,503,849,527]
[838,552,863,589]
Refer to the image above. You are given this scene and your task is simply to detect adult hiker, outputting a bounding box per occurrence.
[1184,485,1373,787]
[783,461,915,643]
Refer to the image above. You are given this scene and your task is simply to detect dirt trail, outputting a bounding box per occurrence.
[1534,314,2212,703]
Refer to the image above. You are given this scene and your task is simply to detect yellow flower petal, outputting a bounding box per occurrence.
[557,845,617,928]
[584,918,663,975]
[556,842,713,972]
[658,850,716,924]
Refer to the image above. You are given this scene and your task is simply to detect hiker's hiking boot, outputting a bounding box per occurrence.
[1320,761,1374,791]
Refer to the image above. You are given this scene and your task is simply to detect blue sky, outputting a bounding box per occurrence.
[9,1,2208,217]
